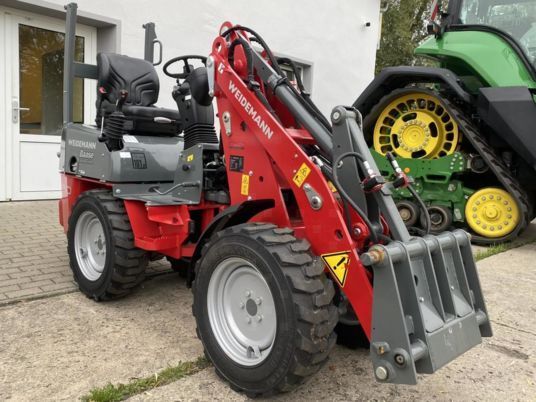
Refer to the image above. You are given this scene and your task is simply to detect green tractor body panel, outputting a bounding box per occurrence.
[356,0,536,242]
[416,31,536,90]
[372,150,473,224]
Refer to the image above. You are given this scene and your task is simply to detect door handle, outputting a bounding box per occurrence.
[12,100,30,124]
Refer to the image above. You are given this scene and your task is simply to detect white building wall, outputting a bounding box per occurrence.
[44,0,380,116]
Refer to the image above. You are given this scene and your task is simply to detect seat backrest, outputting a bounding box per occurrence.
[97,53,159,107]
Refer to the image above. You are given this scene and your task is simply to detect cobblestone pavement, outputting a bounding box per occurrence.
[0,200,170,303]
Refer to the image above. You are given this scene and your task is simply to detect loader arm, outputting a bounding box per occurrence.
[209,30,375,334]
[208,23,491,384]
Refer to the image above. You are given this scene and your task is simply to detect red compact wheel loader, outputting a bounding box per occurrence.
[59,3,491,396]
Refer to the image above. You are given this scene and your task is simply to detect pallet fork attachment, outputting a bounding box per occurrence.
[362,231,491,383]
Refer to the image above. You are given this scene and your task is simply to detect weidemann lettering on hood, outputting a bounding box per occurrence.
[68,139,97,149]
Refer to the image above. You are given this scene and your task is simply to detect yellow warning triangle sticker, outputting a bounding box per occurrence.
[321,251,350,287]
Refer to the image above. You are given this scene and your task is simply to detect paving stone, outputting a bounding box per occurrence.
[0,200,174,303]
[1,285,21,294]
[1,277,31,287]
[5,287,42,299]
[19,280,55,289]
[0,201,82,302]
[39,283,76,293]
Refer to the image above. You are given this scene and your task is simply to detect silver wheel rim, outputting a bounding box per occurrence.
[74,211,107,281]
[207,257,277,366]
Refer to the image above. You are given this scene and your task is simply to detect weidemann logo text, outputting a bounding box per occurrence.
[228,81,273,139]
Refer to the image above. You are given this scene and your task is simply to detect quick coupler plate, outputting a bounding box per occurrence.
[361,229,492,384]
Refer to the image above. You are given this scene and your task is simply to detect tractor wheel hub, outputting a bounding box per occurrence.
[465,188,519,238]
[398,118,431,152]
[373,91,459,159]
[483,205,499,220]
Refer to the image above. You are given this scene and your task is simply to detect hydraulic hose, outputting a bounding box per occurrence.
[408,184,431,235]
[276,57,332,131]
[221,25,332,133]
[384,152,431,236]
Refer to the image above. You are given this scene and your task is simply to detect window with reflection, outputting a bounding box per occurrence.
[19,24,85,135]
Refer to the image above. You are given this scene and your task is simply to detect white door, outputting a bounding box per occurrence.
[2,7,96,200]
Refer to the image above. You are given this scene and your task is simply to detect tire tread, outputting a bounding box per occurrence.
[192,223,338,396]
[68,189,147,300]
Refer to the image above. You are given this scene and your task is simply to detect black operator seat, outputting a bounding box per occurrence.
[95,53,181,136]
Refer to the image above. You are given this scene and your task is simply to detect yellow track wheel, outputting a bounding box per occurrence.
[373,92,459,159]
[465,188,520,238]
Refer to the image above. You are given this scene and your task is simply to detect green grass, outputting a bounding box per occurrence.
[81,356,210,402]
[474,243,509,261]
[474,238,536,261]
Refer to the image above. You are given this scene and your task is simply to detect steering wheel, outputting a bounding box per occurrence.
[163,55,207,79]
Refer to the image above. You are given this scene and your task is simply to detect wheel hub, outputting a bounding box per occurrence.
[373,92,459,159]
[398,118,431,152]
[245,298,258,316]
[207,257,276,366]
[483,205,499,220]
[430,211,444,226]
[399,208,412,221]
[465,188,520,238]
[74,211,106,281]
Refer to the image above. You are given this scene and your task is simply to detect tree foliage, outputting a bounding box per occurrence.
[376,0,434,74]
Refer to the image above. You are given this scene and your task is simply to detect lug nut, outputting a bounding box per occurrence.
[255,298,262,305]
[256,315,263,322]
[246,317,251,324]
[245,291,251,298]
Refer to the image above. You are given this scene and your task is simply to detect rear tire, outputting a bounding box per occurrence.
[192,223,337,397]
[67,189,148,301]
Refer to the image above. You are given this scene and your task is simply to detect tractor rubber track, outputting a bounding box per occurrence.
[444,99,531,245]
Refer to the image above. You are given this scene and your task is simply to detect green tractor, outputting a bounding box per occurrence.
[355,0,536,244]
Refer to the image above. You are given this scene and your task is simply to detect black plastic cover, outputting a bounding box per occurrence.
[353,66,472,117]
[477,86,536,168]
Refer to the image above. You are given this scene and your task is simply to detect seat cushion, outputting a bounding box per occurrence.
[123,105,180,121]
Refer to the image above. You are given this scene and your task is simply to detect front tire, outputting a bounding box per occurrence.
[192,223,337,397]
[67,189,148,301]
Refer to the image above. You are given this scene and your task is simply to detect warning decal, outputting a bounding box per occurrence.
[241,174,250,196]
[321,251,350,287]
[293,163,311,188]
